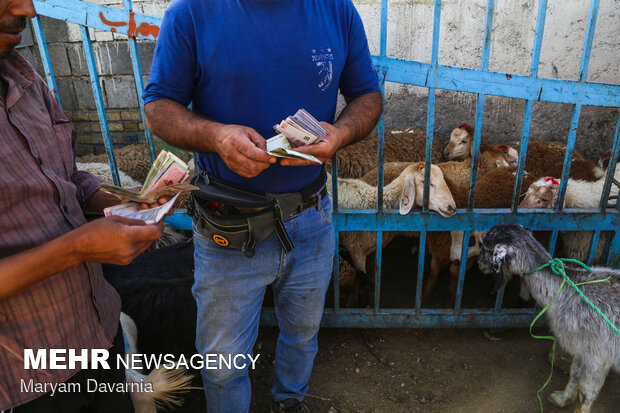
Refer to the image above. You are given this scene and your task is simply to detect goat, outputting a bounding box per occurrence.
[423,167,537,306]
[478,224,619,413]
[117,312,194,413]
[327,162,456,273]
[326,126,444,179]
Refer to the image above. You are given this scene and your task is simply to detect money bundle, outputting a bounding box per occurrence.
[100,150,197,204]
[266,109,327,164]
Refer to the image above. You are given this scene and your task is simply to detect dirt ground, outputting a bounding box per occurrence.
[177,326,619,413]
[166,237,619,413]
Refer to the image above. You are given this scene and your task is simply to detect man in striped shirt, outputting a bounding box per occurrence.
[0,0,164,411]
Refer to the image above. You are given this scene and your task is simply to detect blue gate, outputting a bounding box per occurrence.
[32,0,620,328]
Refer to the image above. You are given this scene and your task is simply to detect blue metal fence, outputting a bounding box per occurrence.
[32,0,620,328]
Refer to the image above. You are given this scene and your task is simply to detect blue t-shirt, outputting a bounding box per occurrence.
[144,0,379,193]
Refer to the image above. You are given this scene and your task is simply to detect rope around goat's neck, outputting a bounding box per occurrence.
[525,257,618,413]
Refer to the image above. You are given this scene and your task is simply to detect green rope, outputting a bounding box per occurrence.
[525,257,619,413]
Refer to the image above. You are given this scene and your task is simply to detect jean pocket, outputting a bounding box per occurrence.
[318,195,333,225]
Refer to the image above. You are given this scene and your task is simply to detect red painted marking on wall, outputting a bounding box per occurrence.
[99,11,159,40]
[99,12,126,27]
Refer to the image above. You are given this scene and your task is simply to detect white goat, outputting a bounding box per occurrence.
[478,224,619,413]
[119,312,194,413]
[327,162,456,272]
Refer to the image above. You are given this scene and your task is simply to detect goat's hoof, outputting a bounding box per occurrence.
[547,391,571,408]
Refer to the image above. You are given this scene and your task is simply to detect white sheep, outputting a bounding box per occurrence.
[327,162,456,273]
[76,162,143,188]
[520,166,620,263]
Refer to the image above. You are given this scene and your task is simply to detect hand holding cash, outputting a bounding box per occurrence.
[266,109,328,165]
[100,150,197,223]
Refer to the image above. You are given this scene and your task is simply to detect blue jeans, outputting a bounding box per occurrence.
[192,194,334,413]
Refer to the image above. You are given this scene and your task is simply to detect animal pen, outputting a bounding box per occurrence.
[32,0,620,328]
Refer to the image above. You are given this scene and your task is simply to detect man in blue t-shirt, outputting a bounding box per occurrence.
[144,1,381,412]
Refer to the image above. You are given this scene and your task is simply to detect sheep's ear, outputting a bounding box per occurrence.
[399,175,416,215]
[490,244,511,294]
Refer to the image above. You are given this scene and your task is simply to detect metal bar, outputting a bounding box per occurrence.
[374,231,383,312]
[454,230,470,313]
[166,208,620,232]
[80,26,120,186]
[261,308,538,329]
[333,231,340,312]
[548,230,559,257]
[368,56,620,108]
[34,0,160,41]
[493,285,506,313]
[599,115,620,211]
[555,104,581,211]
[607,232,620,268]
[415,230,427,310]
[512,0,548,211]
[376,0,388,213]
[423,0,442,212]
[466,0,494,210]
[123,0,155,162]
[586,230,601,266]
[31,16,61,107]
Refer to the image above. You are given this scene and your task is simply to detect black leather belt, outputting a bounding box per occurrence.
[295,186,328,215]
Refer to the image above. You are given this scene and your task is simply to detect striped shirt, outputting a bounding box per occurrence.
[0,52,121,409]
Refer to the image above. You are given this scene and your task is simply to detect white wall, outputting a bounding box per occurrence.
[32,0,620,158]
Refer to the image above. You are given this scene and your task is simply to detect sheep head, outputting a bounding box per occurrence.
[519,177,561,209]
[443,124,475,160]
[478,150,510,176]
[496,144,519,166]
[398,163,456,217]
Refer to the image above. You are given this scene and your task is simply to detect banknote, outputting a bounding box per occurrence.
[100,150,195,202]
[266,134,322,164]
[103,193,180,224]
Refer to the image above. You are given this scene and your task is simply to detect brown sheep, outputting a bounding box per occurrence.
[540,158,604,182]
[443,124,584,178]
[423,167,537,306]
[77,144,153,183]
[361,148,509,187]
[326,126,444,179]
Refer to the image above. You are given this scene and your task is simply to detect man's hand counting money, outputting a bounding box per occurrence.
[280,122,346,166]
[214,124,277,177]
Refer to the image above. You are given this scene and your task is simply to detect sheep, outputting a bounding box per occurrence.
[77,144,153,183]
[424,166,537,306]
[443,124,520,165]
[327,162,456,273]
[361,148,509,187]
[76,161,143,188]
[477,223,620,413]
[443,124,584,178]
[598,149,612,169]
[519,166,620,263]
[326,126,444,179]
[540,159,604,182]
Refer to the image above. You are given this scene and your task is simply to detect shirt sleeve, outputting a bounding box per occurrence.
[339,1,380,98]
[143,0,196,106]
[70,128,104,208]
